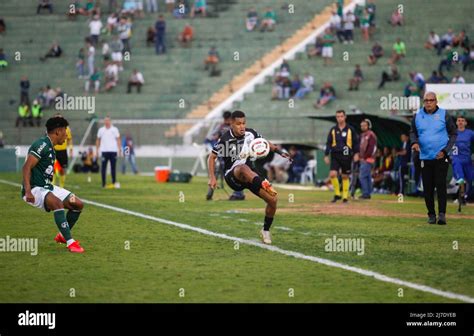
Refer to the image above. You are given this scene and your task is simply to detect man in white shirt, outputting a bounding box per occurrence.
[96,116,122,188]
[451,72,465,84]
[86,40,95,76]
[89,15,103,47]
[342,11,355,43]
[424,31,440,50]
[294,73,314,99]
[127,69,145,93]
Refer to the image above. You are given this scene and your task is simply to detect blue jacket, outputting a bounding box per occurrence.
[410,107,457,160]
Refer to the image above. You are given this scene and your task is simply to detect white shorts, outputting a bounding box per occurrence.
[112,52,123,62]
[23,186,72,212]
[322,46,333,58]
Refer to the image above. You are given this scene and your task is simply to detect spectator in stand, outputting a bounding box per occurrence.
[110,35,124,71]
[106,13,118,34]
[321,28,335,65]
[39,41,62,61]
[280,59,290,72]
[348,64,364,91]
[410,72,426,92]
[121,133,139,174]
[246,7,259,32]
[358,119,377,199]
[166,0,175,13]
[0,17,6,34]
[260,7,276,32]
[85,38,95,76]
[16,102,32,127]
[329,11,341,36]
[146,26,156,47]
[31,100,43,127]
[37,0,53,14]
[378,64,400,89]
[85,68,101,94]
[307,37,323,58]
[360,9,370,42]
[179,23,194,47]
[20,76,30,105]
[290,75,302,97]
[76,48,86,78]
[437,28,455,55]
[294,73,314,99]
[451,72,466,84]
[204,46,220,74]
[396,133,411,195]
[146,0,158,13]
[424,31,440,51]
[342,10,356,44]
[288,146,307,183]
[190,0,206,18]
[127,69,145,93]
[462,44,474,71]
[390,38,406,64]
[314,82,336,108]
[155,15,166,55]
[89,15,103,47]
[427,70,448,84]
[173,1,187,18]
[104,61,119,92]
[389,8,404,26]
[366,0,376,35]
[373,147,394,193]
[117,17,132,54]
[438,46,456,73]
[0,49,8,69]
[453,29,469,49]
[368,41,384,65]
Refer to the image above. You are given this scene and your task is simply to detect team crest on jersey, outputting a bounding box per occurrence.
[342,132,347,137]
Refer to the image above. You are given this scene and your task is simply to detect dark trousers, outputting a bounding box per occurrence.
[127,81,142,93]
[398,165,409,195]
[421,158,449,215]
[101,152,117,187]
[155,34,166,54]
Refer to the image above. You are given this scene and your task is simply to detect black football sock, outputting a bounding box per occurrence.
[263,216,274,231]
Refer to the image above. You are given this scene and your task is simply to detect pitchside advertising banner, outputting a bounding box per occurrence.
[425,84,474,110]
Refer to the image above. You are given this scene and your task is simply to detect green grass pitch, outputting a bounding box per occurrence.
[0,172,472,303]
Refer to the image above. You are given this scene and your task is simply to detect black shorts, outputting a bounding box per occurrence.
[330,152,352,175]
[225,165,259,196]
[55,150,68,169]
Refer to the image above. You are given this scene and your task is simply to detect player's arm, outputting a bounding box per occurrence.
[95,138,100,158]
[67,131,73,158]
[207,152,217,189]
[268,141,291,161]
[410,116,420,152]
[22,154,39,203]
[324,128,332,164]
[439,114,457,158]
[117,136,122,157]
[352,128,360,162]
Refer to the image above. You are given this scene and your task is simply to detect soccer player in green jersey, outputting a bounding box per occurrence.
[22,116,85,253]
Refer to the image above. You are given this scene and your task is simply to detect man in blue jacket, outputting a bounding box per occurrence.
[410,92,457,224]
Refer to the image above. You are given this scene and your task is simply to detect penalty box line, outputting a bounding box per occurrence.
[0,178,473,303]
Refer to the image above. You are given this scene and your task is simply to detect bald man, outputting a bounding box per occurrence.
[410,92,457,224]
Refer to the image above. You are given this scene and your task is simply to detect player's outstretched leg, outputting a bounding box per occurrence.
[233,164,277,244]
[46,193,84,253]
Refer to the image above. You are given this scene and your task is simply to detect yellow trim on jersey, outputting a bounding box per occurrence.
[54,126,72,151]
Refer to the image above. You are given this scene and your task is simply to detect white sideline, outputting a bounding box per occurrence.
[1,178,473,303]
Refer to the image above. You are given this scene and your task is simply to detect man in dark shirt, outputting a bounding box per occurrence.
[324,110,360,203]
[155,15,166,54]
[396,133,411,195]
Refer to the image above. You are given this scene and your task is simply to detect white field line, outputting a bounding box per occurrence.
[0,179,472,303]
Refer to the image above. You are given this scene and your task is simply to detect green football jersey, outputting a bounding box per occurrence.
[22,135,56,194]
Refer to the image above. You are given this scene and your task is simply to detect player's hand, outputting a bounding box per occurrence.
[25,191,35,204]
[324,156,330,165]
[436,151,445,159]
[208,176,217,189]
[411,143,420,152]
[353,153,360,162]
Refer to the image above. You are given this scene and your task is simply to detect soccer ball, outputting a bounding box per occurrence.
[249,138,270,159]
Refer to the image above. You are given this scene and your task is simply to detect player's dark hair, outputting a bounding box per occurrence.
[46,116,69,133]
[336,109,346,115]
[223,111,232,119]
[231,110,246,119]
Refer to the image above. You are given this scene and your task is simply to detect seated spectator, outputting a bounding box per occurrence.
[179,23,194,47]
[424,31,440,50]
[438,46,456,73]
[0,49,8,69]
[287,146,307,183]
[102,40,111,61]
[76,48,86,78]
[453,29,469,49]
[0,17,6,34]
[166,0,175,13]
[290,75,302,97]
[265,146,290,183]
[294,73,314,99]
[390,38,406,64]
[373,147,394,193]
[307,37,323,58]
[280,59,290,72]
[110,35,124,70]
[409,72,426,93]
[204,46,220,75]
[44,85,58,106]
[85,68,101,94]
[40,41,62,61]
[342,10,355,44]
[16,102,32,127]
[37,0,53,14]
[368,41,384,65]
[451,72,466,84]
[389,9,403,26]
[106,13,118,34]
[104,61,119,92]
[462,44,474,71]
[246,7,259,32]
[260,7,276,32]
[146,26,156,47]
[190,0,206,18]
[31,100,43,127]
[89,15,103,47]
[122,0,137,16]
[173,1,187,18]
[314,82,336,108]
[427,70,448,84]
[438,28,455,55]
[348,64,363,90]
[378,64,400,89]
[127,69,145,93]
[271,71,291,100]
